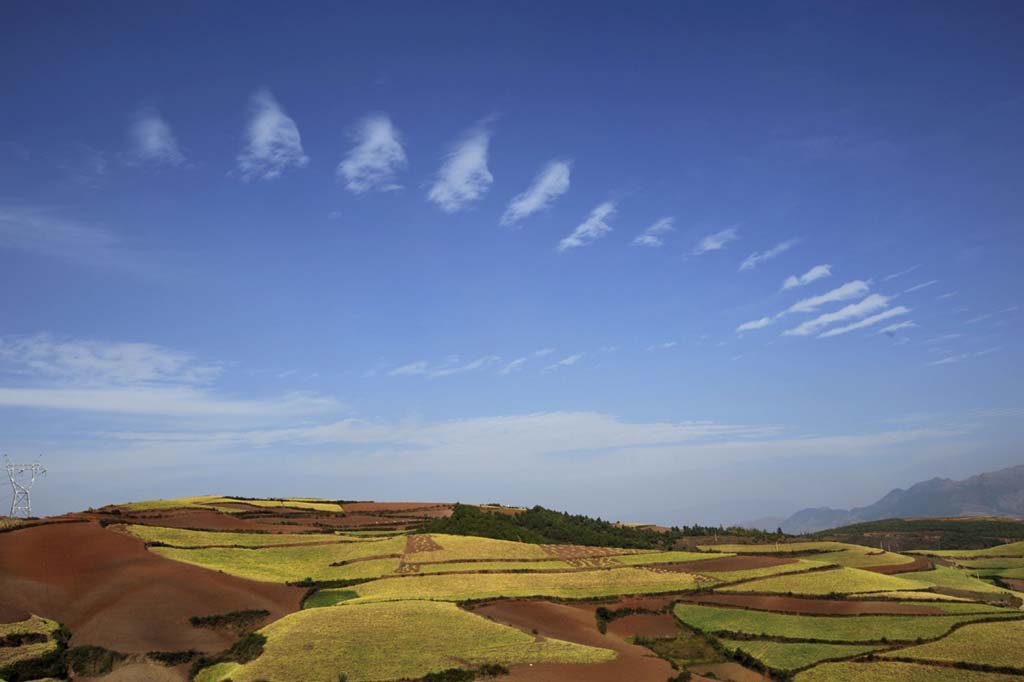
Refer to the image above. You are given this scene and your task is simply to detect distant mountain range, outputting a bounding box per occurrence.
[772,464,1024,534]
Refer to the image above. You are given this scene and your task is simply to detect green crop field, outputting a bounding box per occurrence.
[719,566,926,595]
[416,559,573,573]
[193,600,615,682]
[214,497,344,512]
[344,566,704,602]
[854,590,969,602]
[922,541,1024,559]
[123,524,354,547]
[117,495,226,511]
[673,604,1021,642]
[795,660,1024,682]
[803,549,916,569]
[718,639,882,671]
[881,618,1024,668]
[151,535,406,582]
[899,565,1012,594]
[117,495,344,513]
[614,550,727,566]
[700,541,851,554]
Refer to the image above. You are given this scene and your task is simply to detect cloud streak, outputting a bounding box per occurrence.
[783,264,831,290]
[633,217,675,247]
[740,239,798,271]
[691,228,738,255]
[236,89,309,181]
[784,294,890,336]
[819,306,910,338]
[130,110,185,166]
[558,202,615,251]
[338,114,407,193]
[427,125,493,212]
[544,353,584,372]
[501,160,570,226]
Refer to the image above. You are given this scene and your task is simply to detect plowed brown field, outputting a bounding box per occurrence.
[0,522,302,652]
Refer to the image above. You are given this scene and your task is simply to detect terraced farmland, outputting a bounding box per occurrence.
[718,565,928,595]
[795,661,1024,682]
[193,600,615,682]
[880,618,1024,669]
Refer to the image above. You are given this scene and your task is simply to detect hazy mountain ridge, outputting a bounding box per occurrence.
[779,464,1024,534]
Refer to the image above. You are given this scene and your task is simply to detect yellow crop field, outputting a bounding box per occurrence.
[117,495,225,511]
[194,600,615,682]
[407,534,554,562]
[123,524,356,547]
[806,550,916,569]
[900,565,1010,595]
[719,566,929,595]
[151,535,407,582]
[695,559,832,584]
[881,619,1024,668]
[211,497,344,513]
[855,590,970,602]
[117,495,344,513]
[718,639,881,671]
[614,551,728,566]
[346,566,704,602]
[921,541,1024,559]
[416,560,573,573]
[0,615,60,669]
[795,661,1024,682]
[700,541,851,554]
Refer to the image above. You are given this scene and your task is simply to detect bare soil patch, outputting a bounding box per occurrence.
[343,501,453,514]
[109,509,323,533]
[0,521,303,653]
[607,613,680,639]
[862,555,933,574]
[474,600,673,682]
[678,593,947,615]
[1006,578,1024,591]
[672,555,797,573]
[405,534,444,554]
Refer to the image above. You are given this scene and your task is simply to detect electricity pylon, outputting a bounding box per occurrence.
[4,455,45,518]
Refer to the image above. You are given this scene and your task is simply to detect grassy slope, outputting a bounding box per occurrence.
[718,639,882,671]
[123,524,355,547]
[674,603,1021,642]
[195,600,615,682]
[718,566,926,595]
[795,661,1024,682]
[880,619,1024,668]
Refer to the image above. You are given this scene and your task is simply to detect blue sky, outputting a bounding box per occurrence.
[1,1,1022,523]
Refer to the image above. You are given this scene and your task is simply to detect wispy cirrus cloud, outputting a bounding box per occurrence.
[0,205,133,270]
[930,347,1002,366]
[735,280,871,334]
[783,264,831,290]
[878,320,916,335]
[936,291,958,300]
[739,239,798,271]
[236,89,308,181]
[129,109,185,166]
[543,353,584,372]
[501,160,570,226]
[645,341,678,351]
[428,355,501,378]
[819,306,910,338]
[632,217,675,247]
[784,294,890,336]
[387,361,428,376]
[558,202,615,251]
[904,280,938,293]
[337,114,407,193]
[427,125,493,212]
[884,264,922,281]
[965,307,1018,325]
[691,228,738,256]
[498,358,528,375]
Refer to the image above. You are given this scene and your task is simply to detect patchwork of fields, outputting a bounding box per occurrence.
[2,499,1023,682]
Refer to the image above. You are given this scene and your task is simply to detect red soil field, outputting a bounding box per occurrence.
[342,501,453,514]
[474,600,674,682]
[678,593,947,615]
[0,522,303,652]
[862,555,933,574]
[104,509,327,533]
[689,662,772,682]
[606,613,680,638]
[670,555,797,572]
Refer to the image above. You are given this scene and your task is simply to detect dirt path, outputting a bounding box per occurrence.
[0,521,303,653]
[473,600,674,682]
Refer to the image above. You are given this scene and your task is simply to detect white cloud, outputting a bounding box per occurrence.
[0,335,337,419]
[337,114,406,193]
[0,205,132,270]
[501,160,571,226]
[930,347,1002,366]
[558,202,615,251]
[632,217,675,248]
[691,228,738,255]
[786,280,871,314]
[646,341,678,351]
[534,348,556,357]
[736,317,774,333]
[784,294,890,336]
[783,264,831,290]
[739,239,798,271]
[878,321,917,335]
[429,355,501,378]
[130,110,185,166]
[819,306,910,338]
[388,361,428,376]
[543,353,584,372]
[498,357,527,375]
[236,89,309,181]
[936,291,958,300]
[965,307,1018,325]
[884,264,922,281]
[904,280,938,293]
[427,126,493,212]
